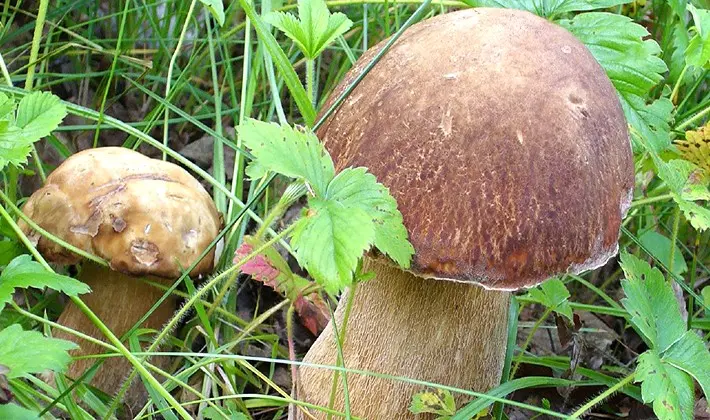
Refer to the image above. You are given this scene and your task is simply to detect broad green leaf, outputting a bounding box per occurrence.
[0,125,34,171]
[619,252,685,352]
[410,388,456,419]
[198,0,225,26]
[238,118,334,196]
[461,0,630,18]
[236,0,316,125]
[703,286,710,317]
[15,91,67,143]
[290,197,374,293]
[265,0,353,59]
[0,93,13,120]
[0,240,23,266]
[561,13,671,152]
[326,167,414,268]
[0,324,76,379]
[638,231,687,275]
[0,403,40,420]
[686,4,710,68]
[0,255,91,311]
[636,350,695,420]
[663,330,710,399]
[525,278,573,321]
[0,91,66,171]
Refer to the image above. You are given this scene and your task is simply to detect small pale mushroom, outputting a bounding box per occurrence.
[19,147,221,409]
[299,8,634,418]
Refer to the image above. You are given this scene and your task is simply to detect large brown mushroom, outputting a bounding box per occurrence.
[19,147,221,409]
[299,8,634,418]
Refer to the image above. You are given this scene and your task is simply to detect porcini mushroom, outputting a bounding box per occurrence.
[299,8,634,418]
[19,147,221,408]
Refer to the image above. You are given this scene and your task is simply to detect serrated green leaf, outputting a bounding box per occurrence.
[265,0,353,59]
[663,330,710,399]
[0,403,40,420]
[198,0,225,26]
[638,231,687,276]
[238,118,334,196]
[0,324,77,379]
[561,13,671,152]
[0,93,14,121]
[0,255,91,311]
[636,350,695,420]
[619,252,685,352]
[15,91,67,142]
[686,4,710,68]
[326,167,414,268]
[290,197,374,293]
[460,0,630,18]
[0,126,34,170]
[526,278,573,321]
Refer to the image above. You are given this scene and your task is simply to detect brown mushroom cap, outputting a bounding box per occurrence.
[317,8,634,290]
[20,147,221,278]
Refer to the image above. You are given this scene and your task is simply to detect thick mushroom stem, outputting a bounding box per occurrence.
[299,258,510,419]
[52,262,177,408]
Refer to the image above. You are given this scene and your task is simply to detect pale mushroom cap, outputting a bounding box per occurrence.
[20,147,222,278]
[317,8,634,290]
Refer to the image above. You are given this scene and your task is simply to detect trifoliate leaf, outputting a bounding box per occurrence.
[15,91,67,143]
[326,167,414,268]
[686,4,710,68]
[0,403,40,420]
[265,0,353,59]
[525,278,573,321]
[663,330,710,398]
[619,252,685,352]
[0,255,91,311]
[238,118,334,196]
[198,0,225,26]
[290,197,375,293]
[0,324,77,379]
[409,388,456,419]
[561,13,671,152]
[460,0,630,18]
[636,350,695,420]
[638,231,688,276]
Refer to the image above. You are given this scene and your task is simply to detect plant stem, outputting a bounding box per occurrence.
[677,103,710,130]
[671,64,688,104]
[162,0,198,160]
[326,281,358,420]
[667,205,681,280]
[509,305,554,379]
[0,52,12,86]
[306,58,316,109]
[24,0,48,90]
[206,15,226,213]
[568,373,635,419]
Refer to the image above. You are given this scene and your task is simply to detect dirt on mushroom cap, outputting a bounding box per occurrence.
[19,147,222,278]
[317,8,634,290]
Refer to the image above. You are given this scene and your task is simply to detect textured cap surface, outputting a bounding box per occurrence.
[317,8,634,290]
[20,147,221,278]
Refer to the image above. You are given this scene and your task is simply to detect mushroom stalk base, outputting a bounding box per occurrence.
[299,258,510,419]
[52,262,177,411]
